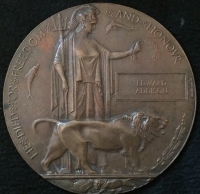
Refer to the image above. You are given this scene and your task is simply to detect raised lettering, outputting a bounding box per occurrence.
[173,55,182,64]
[30,152,38,159]
[159,35,170,46]
[12,70,18,76]
[153,30,163,38]
[26,147,34,154]
[171,48,178,56]
[19,52,28,60]
[123,11,132,20]
[8,92,18,101]
[22,46,32,54]
[166,43,175,52]
[115,10,123,19]
[12,119,20,127]
[29,38,38,47]
[131,14,140,23]
[16,59,25,67]
[9,85,17,91]
[23,144,32,151]
[35,29,45,41]
[146,23,157,33]
[11,112,18,121]
[16,129,25,138]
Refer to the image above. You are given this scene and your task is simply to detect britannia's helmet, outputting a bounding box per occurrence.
[68,5,100,31]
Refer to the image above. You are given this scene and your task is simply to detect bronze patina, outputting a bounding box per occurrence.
[3,3,196,194]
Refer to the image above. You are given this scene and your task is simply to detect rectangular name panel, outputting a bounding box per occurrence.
[115,73,187,101]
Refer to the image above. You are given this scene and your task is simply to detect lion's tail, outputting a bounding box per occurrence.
[32,118,59,134]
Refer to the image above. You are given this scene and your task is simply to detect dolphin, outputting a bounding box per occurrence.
[24,63,40,100]
[105,20,136,34]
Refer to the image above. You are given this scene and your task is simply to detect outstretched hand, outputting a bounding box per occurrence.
[131,41,143,53]
[130,41,143,61]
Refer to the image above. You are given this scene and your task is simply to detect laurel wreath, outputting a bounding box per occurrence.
[152,114,186,169]
[147,40,160,63]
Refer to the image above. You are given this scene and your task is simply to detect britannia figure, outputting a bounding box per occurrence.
[51,5,138,121]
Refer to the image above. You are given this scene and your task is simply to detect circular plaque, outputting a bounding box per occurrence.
[3,3,196,194]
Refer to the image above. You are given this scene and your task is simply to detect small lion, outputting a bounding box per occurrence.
[32,112,168,174]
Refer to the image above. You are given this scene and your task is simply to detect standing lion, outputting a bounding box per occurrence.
[32,112,168,174]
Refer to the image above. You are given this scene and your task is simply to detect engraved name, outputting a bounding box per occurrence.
[135,80,168,94]
[113,10,182,64]
[116,73,186,101]
[136,80,167,86]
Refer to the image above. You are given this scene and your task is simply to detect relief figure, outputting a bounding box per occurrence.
[105,19,135,34]
[33,112,168,174]
[25,63,40,100]
[51,5,141,121]
[50,5,143,174]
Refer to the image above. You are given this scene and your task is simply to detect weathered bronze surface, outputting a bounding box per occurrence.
[3,3,196,194]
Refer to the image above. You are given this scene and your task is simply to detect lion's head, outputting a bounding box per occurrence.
[123,112,168,152]
[144,115,168,137]
[123,112,168,141]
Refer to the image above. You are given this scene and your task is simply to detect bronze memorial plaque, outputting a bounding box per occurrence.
[3,3,196,194]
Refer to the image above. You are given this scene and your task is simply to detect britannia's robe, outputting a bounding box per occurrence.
[51,32,111,121]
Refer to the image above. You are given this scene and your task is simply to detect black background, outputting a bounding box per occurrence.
[0,0,200,193]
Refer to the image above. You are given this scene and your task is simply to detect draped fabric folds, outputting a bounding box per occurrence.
[51,32,111,121]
